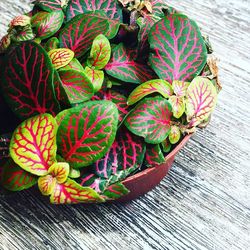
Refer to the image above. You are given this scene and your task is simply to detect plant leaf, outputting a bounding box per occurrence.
[44,37,59,52]
[172,80,190,97]
[35,0,66,12]
[169,125,181,144]
[102,182,129,200]
[169,96,185,119]
[144,144,165,167]
[50,178,104,204]
[9,15,31,27]
[87,34,111,69]
[94,130,146,178]
[1,41,60,119]
[1,159,38,191]
[85,66,104,92]
[59,13,110,58]
[32,11,64,40]
[127,79,173,105]
[38,174,57,195]
[9,114,58,176]
[48,162,70,183]
[59,69,94,104]
[57,101,119,168]
[105,43,156,84]
[125,97,172,144]
[149,14,207,83]
[10,26,35,42]
[60,58,84,72]
[65,0,122,21]
[186,76,217,126]
[48,48,75,69]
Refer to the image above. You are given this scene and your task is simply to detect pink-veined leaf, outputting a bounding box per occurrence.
[38,174,56,195]
[50,178,104,204]
[59,69,94,104]
[149,14,207,83]
[57,101,119,168]
[92,89,129,122]
[9,114,58,176]
[186,76,217,127]
[102,182,129,200]
[169,96,185,119]
[0,35,11,51]
[169,126,181,144]
[35,0,66,12]
[48,48,75,69]
[44,37,59,52]
[60,58,84,72]
[31,11,64,40]
[48,162,70,183]
[1,159,38,191]
[9,15,31,27]
[65,0,123,21]
[87,34,111,69]
[127,79,173,105]
[124,97,172,144]
[105,43,156,84]
[1,41,60,119]
[59,13,110,58]
[10,26,35,42]
[172,80,190,97]
[85,67,104,92]
[144,144,165,167]
[94,130,146,178]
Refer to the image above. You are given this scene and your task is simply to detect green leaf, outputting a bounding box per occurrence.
[44,37,59,52]
[57,100,119,168]
[85,66,104,92]
[102,182,129,200]
[60,58,84,72]
[172,80,190,97]
[127,79,173,106]
[31,11,64,40]
[9,114,58,176]
[87,34,111,69]
[10,26,35,42]
[169,126,181,144]
[125,97,172,144]
[1,159,38,191]
[144,144,165,167]
[169,96,185,119]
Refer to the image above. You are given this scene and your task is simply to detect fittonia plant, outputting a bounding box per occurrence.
[0,0,220,204]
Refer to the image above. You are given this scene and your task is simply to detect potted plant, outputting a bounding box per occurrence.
[0,0,220,204]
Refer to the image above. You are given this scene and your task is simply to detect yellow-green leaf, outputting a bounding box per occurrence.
[48,48,75,69]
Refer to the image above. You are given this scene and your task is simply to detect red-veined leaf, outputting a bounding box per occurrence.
[1,159,38,191]
[186,76,217,126]
[1,41,60,119]
[38,174,56,195]
[50,178,104,204]
[169,96,185,119]
[105,43,156,84]
[125,97,172,144]
[9,15,31,27]
[172,80,190,97]
[31,11,64,39]
[127,79,173,105]
[48,48,74,69]
[65,0,122,21]
[94,130,146,178]
[92,89,129,122]
[48,162,70,183]
[59,13,110,58]
[60,58,84,72]
[0,35,11,51]
[87,34,111,69]
[149,14,207,83]
[57,101,119,168]
[102,182,129,200]
[35,0,66,12]
[59,69,94,104]
[10,26,35,42]
[9,114,58,176]
[161,139,171,153]
[85,66,104,92]
[144,144,165,167]
[44,37,59,52]
[169,126,181,144]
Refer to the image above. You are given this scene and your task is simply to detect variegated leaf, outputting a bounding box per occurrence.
[85,66,104,92]
[48,48,75,69]
[169,96,185,119]
[169,126,181,144]
[38,174,57,195]
[48,162,70,183]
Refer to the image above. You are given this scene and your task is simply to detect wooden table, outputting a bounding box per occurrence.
[0,1,249,249]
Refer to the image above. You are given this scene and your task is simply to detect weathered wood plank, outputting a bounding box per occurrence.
[0,0,250,250]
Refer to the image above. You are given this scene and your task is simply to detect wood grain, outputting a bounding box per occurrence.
[0,1,250,249]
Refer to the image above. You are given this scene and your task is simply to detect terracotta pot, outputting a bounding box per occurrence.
[117,135,192,202]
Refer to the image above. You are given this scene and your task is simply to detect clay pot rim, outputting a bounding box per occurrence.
[122,134,192,184]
